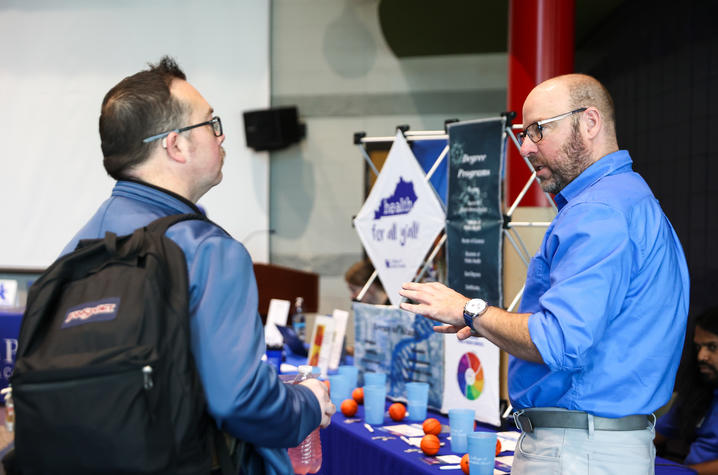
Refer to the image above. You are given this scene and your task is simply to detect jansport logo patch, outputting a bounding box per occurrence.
[61,297,121,328]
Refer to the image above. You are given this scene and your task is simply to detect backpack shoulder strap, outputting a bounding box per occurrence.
[145,213,207,235]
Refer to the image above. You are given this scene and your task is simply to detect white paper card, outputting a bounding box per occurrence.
[384,423,425,437]
[328,309,349,370]
[441,335,501,427]
[307,315,335,377]
[266,298,291,327]
[407,436,423,447]
[496,431,520,452]
[436,455,462,464]
[264,322,284,347]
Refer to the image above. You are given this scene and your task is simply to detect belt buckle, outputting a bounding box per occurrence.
[513,411,534,433]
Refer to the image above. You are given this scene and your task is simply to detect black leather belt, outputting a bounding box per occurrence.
[513,409,650,433]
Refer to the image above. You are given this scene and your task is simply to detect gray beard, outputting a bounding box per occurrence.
[540,123,593,194]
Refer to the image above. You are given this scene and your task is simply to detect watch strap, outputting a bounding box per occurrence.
[463,310,476,330]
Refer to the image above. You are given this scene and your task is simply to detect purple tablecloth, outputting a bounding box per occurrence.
[316,402,696,474]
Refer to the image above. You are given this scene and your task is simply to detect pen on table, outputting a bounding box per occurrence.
[363,423,374,433]
[439,465,461,470]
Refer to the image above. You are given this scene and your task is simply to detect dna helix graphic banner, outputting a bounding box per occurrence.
[352,302,444,409]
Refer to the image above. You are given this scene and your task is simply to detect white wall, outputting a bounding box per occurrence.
[270,0,508,315]
[0,0,270,267]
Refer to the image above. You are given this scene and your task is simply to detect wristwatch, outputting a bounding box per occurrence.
[463,298,488,329]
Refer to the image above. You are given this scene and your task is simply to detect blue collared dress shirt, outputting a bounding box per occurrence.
[509,150,690,417]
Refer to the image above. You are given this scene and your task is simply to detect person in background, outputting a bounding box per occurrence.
[655,307,718,474]
[344,259,389,305]
[399,73,690,474]
[62,56,334,474]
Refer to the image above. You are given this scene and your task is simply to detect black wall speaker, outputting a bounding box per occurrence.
[243,106,305,151]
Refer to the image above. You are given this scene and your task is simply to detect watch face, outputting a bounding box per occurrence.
[466,299,486,316]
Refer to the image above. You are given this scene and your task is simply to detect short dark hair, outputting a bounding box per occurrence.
[696,306,718,336]
[99,56,189,180]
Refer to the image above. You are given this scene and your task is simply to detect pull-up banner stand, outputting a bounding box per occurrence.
[353,131,446,308]
[442,117,505,427]
[446,118,504,302]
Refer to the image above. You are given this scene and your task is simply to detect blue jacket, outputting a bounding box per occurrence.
[62,180,320,475]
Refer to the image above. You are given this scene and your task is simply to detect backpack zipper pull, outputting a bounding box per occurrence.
[142,365,154,390]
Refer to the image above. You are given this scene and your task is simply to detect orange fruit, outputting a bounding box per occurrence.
[422,417,441,435]
[323,379,330,390]
[496,438,502,455]
[460,453,469,474]
[352,387,364,404]
[341,398,358,417]
[388,402,406,421]
[420,434,440,455]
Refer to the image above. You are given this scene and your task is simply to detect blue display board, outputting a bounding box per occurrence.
[352,303,444,409]
[0,309,22,392]
[412,138,448,206]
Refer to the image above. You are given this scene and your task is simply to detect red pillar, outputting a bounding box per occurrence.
[506,0,575,207]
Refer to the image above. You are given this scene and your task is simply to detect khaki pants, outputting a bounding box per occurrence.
[511,417,656,474]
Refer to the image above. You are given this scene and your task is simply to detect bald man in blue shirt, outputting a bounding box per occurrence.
[400,74,690,474]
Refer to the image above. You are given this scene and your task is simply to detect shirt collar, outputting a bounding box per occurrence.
[554,150,633,210]
[113,179,205,215]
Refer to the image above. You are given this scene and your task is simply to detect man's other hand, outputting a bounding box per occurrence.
[399,281,469,328]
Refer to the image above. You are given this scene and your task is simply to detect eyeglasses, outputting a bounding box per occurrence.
[142,116,223,144]
[517,108,586,146]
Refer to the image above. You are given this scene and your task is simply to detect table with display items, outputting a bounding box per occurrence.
[315,401,697,475]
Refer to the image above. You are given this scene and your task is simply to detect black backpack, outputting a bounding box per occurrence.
[10,214,236,475]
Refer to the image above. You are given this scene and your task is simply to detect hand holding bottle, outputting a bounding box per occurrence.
[300,378,335,428]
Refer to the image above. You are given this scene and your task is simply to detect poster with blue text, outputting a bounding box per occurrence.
[353,132,446,307]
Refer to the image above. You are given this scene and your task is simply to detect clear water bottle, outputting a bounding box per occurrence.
[292,297,306,341]
[288,365,322,474]
[1,386,14,432]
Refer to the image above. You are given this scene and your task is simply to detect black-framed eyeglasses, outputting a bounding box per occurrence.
[142,116,223,144]
[517,108,586,146]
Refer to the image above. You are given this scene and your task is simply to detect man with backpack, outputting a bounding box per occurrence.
[14,56,334,474]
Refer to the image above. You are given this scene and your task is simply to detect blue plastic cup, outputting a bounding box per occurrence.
[452,429,468,454]
[363,385,386,425]
[449,408,475,453]
[329,374,350,408]
[405,382,429,422]
[363,372,386,388]
[338,365,358,390]
[468,431,497,475]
